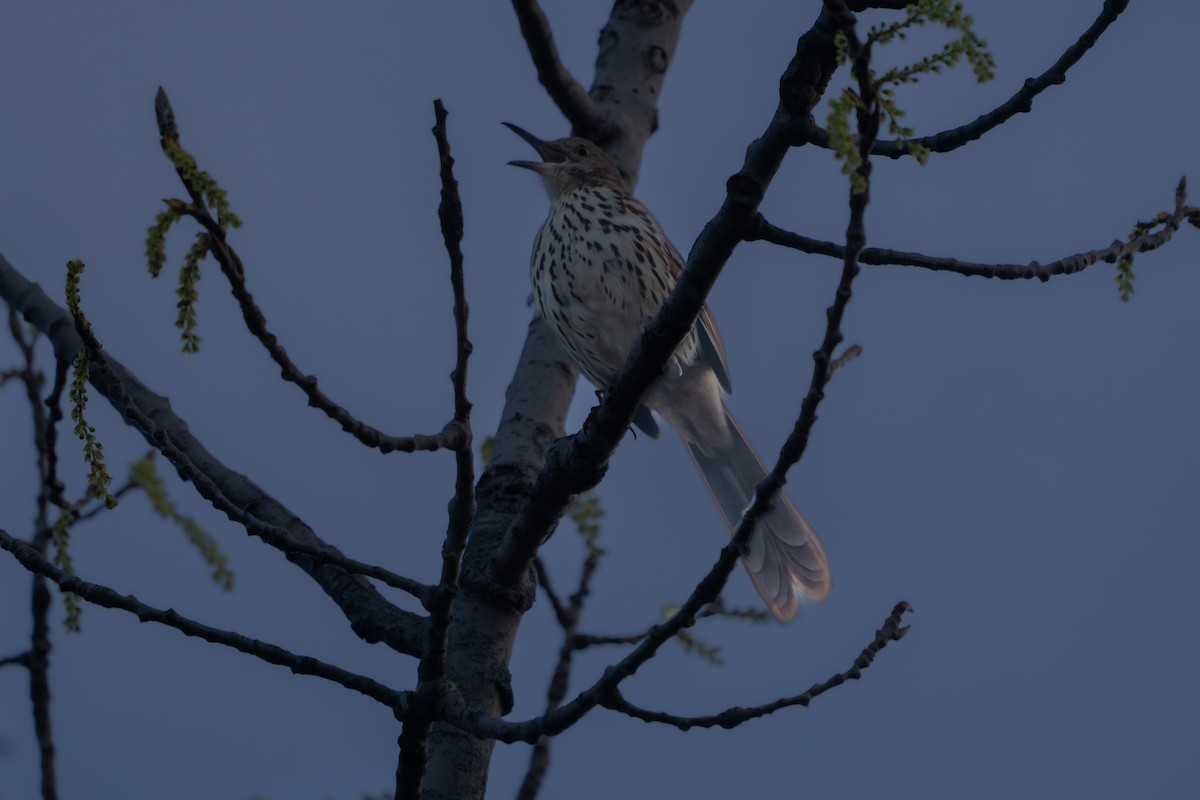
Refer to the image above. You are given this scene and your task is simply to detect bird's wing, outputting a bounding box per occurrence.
[650,200,733,395]
[698,306,732,395]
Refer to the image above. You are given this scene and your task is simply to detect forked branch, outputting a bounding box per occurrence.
[153,88,469,455]
[602,602,912,730]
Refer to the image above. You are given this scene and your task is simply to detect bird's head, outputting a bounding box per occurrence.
[504,123,626,198]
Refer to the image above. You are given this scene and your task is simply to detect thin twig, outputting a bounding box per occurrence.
[517,547,601,800]
[803,0,1130,158]
[0,529,406,708]
[0,252,429,655]
[603,601,911,729]
[0,651,31,669]
[749,179,1195,279]
[397,99,478,800]
[153,88,468,455]
[72,307,435,603]
[533,557,571,629]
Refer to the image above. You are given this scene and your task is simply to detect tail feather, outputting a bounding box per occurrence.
[680,405,831,621]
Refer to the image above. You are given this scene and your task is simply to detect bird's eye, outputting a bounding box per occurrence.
[575,145,590,157]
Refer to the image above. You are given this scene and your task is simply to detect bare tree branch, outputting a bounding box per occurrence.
[803,0,1130,158]
[74,296,435,603]
[0,253,428,656]
[397,99,478,800]
[602,601,911,729]
[510,0,612,142]
[0,529,406,708]
[0,652,31,669]
[749,177,1195,280]
[7,309,64,800]
[153,88,468,455]
[532,557,571,630]
[517,543,602,800]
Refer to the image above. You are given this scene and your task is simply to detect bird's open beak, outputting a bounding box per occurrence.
[503,122,565,171]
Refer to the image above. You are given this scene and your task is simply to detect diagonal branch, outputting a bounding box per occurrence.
[601,601,911,730]
[73,310,434,602]
[749,177,1196,280]
[518,543,603,800]
[0,651,31,669]
[0,530,405,708]
[510,0,612,142]
[804,0,1130,158]
[154,88,468,455]
[0,253,428,656]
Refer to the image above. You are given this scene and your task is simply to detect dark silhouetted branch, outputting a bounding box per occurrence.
[7,309,64,800]
[0,252,428,656]
[805,0,1130,158]
[69,309,435,605]
[601,601,912,729]
[153,88,468,455]
[518,543,602,800]
[0,529,406,709]
[0,651,30,669]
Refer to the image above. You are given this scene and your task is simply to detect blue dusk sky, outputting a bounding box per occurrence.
[1,2,1197,799]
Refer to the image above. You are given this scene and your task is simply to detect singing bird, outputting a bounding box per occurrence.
[506,123,831,620]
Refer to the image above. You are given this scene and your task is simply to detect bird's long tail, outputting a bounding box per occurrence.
[680,404,831,621]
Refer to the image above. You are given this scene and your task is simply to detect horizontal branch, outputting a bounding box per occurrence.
[0,651,31,669]
[0,253,428,656]
[804,0,1130,158]
[0,529,406,708]
[601,601,912,730]
[749,176,1195,280]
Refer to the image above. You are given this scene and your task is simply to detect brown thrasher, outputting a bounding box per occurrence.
[506,123,831,620]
